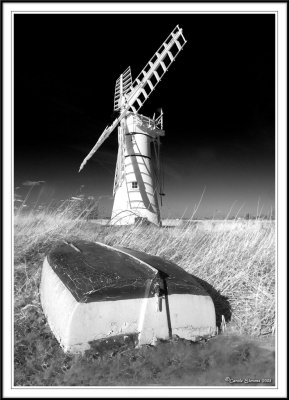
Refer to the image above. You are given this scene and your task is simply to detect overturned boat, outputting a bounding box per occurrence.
[40,240,217,353]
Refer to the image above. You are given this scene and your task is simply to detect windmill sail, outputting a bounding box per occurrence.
[78,108,131,172]
[126,25,186,113]
[114,66,132,112]
[79,25,186,172]
[113,124,126,194]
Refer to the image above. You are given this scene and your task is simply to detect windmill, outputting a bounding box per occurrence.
[79,25,187,225]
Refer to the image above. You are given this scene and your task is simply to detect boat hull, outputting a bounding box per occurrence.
[40,241,216,353]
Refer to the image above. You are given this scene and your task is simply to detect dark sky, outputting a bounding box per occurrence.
[14,13,275,218]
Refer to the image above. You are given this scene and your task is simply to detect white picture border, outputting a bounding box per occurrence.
[3,2,287,398]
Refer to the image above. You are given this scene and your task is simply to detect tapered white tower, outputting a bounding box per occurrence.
[79,25,187,225]
[111,112,164,225]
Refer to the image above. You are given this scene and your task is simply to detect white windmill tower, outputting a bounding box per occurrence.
[79,25,187,225]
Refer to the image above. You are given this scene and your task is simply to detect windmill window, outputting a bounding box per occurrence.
[132,181,138,189]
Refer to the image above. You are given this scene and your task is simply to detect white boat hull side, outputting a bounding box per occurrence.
[40,257,79,350]
[169,294,216,340]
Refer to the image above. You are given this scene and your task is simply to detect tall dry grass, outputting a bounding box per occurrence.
[14,202,275,337]
[13,203,275,386]
[14,200,99,262]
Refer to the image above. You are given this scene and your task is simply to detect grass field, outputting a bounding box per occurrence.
[14,204,275,386]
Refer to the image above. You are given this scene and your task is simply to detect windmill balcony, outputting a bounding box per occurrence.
[126,112,165,138]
